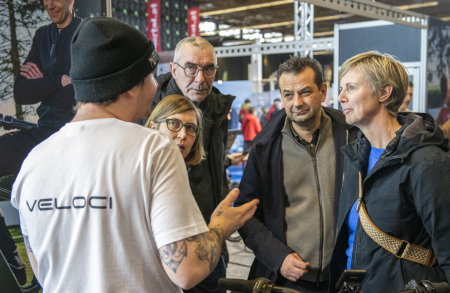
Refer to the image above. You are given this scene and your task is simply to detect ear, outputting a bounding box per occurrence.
[379,85,393,103]
[149,121,157,130]
[320,83,327,103]
[170,62,177,80]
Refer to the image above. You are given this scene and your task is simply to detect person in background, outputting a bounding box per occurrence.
[235,56,357,293]
[0,0,81,284]
[330,51,450,292]
[241,107,262,151]
[398,81,413,112]
[11,17,258,293]
[260,107,268,128]
[270,99,283,119]
[146,94,204,166]
[3,0,81,177]
[239,99,252,123]
[266,98,282,121]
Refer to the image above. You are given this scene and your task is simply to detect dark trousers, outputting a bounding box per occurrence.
[183,255,226,293]
[278,277,329,293]
[0,207,27,284]
[0,126,56,177]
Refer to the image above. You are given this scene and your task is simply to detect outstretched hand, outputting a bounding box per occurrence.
[20,62,43,79]
[209,188,259,239]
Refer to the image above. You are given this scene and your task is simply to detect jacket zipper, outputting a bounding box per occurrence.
[312,157,324,285]
[290,130,324,284]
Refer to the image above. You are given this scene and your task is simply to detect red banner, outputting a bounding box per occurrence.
[147,0,161,52]
[187,7,200,37]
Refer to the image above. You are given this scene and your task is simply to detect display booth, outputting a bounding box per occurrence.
[333,20,427,113]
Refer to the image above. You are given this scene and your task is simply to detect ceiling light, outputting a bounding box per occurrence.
[397,1,438,10]
[313,31,334,37]
[441,16,450,21]
[200,0,295,17]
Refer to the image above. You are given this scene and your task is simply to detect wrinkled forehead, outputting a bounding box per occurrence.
[177,43,216,65]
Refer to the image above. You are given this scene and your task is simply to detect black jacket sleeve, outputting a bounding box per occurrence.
[411,149,450,282]
[236,148,294,274]
[13,30,63,105]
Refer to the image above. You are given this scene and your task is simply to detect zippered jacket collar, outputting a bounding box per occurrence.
[341,112,449,177]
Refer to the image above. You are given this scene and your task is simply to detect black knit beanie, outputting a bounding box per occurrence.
[70,17,159,102]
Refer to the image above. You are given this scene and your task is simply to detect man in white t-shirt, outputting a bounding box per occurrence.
[11,17,258,293]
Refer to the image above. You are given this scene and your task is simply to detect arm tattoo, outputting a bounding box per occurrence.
[187,224,224,272]
[159,241,187,273]
[158,225,225,274]
[23,235,33,255]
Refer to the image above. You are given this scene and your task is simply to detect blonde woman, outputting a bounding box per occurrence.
[330,51,450,292]
[146,94,205,165]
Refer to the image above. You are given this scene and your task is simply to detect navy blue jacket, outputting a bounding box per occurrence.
[14,15,81,129]
[329,113,450,293]
[235,107,357,284]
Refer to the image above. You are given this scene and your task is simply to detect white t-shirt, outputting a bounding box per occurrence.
[11,118,208,292]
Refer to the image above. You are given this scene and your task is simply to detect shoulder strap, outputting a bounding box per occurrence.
[356,172,437,267]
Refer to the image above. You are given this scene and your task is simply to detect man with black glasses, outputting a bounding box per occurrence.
[152,36,234,293]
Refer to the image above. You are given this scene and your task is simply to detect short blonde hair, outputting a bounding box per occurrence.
[146,94,205,165]
[339,51,409,117]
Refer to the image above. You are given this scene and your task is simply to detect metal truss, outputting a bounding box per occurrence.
[215,38,334,58]
[295,2,314,41]
[299,0,428,29]
[294,1,314,56]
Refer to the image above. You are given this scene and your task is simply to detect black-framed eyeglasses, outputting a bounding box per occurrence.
[156,119,199,137]
[174,63,217,78]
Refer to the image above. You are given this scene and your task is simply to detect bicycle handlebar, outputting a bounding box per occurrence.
[218,277,262,292]
[219,277,449,293]
[218,277,304,293]
[0,114,37,131]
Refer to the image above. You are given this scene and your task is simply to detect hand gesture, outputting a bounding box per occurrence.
[20,62,43,79]
[209,188,259,239]
[280,253,310,282]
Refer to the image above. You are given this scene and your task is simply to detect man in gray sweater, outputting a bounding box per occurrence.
[235,56,357,293]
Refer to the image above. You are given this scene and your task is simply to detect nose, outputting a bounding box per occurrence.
[338,90,346,103]
[194,70,206,83]
[178,126,187,139]
[293,94,304,108]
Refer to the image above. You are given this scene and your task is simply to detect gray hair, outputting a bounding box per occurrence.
[173,37,217,64]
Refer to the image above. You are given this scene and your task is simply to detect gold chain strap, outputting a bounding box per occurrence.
[356,172,437,267]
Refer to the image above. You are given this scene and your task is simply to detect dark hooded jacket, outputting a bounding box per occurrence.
[152,72,234,222]
[235,107,358,285]
[329,113,450,293]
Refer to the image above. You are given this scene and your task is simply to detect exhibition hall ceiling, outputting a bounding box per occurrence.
[198,0,450,46]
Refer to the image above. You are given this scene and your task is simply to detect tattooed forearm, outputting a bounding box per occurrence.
[187,224,225,272]
[159,241,187,273]
[24,235,33,255]
[159,225,225,274]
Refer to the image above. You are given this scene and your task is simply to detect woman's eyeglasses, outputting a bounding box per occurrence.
[156,119,198,137]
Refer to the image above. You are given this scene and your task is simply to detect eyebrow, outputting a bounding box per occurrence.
[184,61,215,67]
[282,86,313,93]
